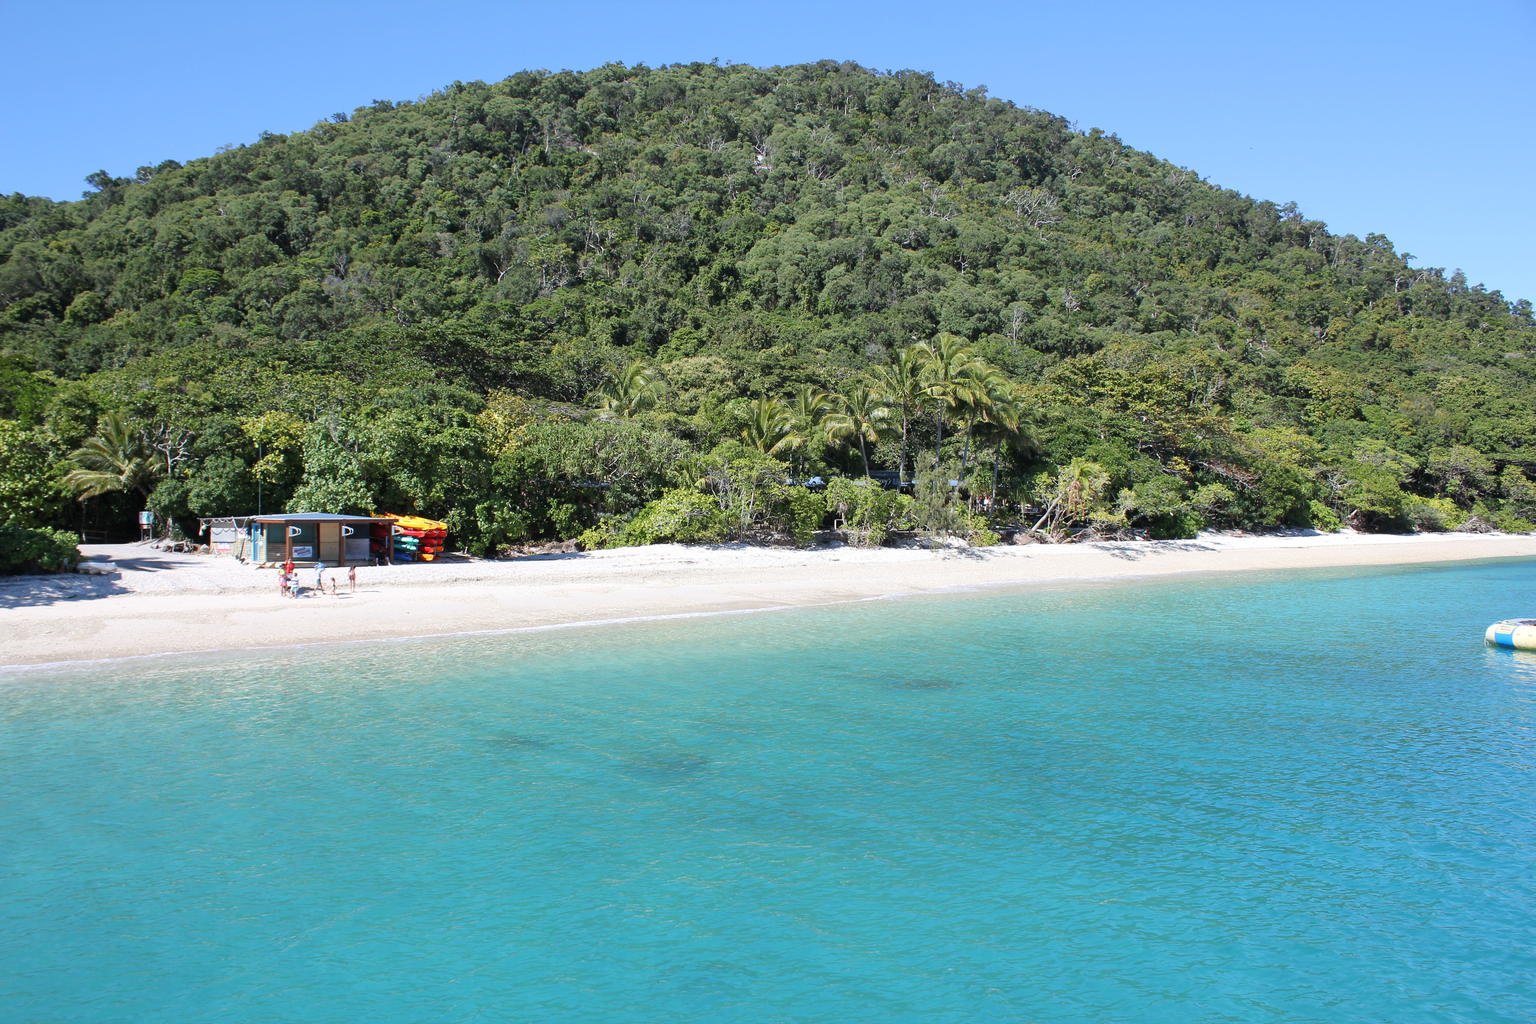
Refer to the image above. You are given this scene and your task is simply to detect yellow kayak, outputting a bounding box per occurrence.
[384,514,448,532]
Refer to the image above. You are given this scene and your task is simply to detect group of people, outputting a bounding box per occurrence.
[277,559,357,599]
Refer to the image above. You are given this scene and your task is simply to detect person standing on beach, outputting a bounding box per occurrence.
[315,561,325,595]
[348,565,357,593]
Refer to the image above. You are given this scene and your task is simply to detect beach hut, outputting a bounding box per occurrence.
[245,513,390,567]
[198,516,253,555]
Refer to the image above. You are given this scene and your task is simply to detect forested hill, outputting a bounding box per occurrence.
[2,60,1534,554]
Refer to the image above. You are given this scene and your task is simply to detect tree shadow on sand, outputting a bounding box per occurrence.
[1092,540,1217,561]
[509,551,587,563]
[0,573,127,609]
[96,552,186,573]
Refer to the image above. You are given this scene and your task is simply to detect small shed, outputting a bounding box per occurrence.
[198,516,253,555]
[245,513,391,566]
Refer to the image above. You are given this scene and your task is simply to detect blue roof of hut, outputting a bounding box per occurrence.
[250,512,389,523]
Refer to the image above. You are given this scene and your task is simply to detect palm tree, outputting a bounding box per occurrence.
[62,411,159,502]
[780,385,834,477]
[952,363,1012,472]
[973,389,1037,502]
[595,361,660,419]
[869,347,926,485]
[741,396,794,457]
[824,385,891,477]
[914,333,985,460]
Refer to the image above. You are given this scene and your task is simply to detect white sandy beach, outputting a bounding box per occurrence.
[2,531,1534,669]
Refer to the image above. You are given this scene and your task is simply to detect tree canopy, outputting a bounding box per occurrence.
[2,60,1533,550]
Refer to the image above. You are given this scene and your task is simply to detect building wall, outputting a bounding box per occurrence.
[251,521,379,565]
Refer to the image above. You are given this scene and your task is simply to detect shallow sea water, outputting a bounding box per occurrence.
[3,559,1535,1023]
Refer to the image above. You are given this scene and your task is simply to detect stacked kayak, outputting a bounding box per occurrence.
[384,514,448,562]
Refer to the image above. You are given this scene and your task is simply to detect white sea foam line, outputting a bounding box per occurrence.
[0,596,871,676]
[0,571,1325,676]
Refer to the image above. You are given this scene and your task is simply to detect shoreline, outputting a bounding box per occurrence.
[3,531,1534,671]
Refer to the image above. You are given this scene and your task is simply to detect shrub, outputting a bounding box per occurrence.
[577,522,622,551]
[620,488,730,546]
[1405,496,1465,533]
[825,477,910,547]
[1340,459,1410,531]
[693,442,793,537]
[908,464,969,541]
[546,500,583,539]
[1479,506,1535,534]
[1123,476,1201,539]
[1498,466,1536,523]
[0,525,81,575]
[781,488,826,547]
[492,418,690,542]
[1240,457,1314,527]
[1147,508,1203,540]
[1306,500,1342,532]
[1496,514,1536,533]
[1189,482,1238,528]
[471,503,531,556]
[0,418,69,530]
[958,510,1001,547]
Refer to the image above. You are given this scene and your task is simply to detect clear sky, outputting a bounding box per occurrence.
[4,0,1532,302]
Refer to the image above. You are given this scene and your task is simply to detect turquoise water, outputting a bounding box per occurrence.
[4,561,1535,1023]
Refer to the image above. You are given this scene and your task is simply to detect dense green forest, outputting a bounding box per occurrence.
[2,60,1534,561]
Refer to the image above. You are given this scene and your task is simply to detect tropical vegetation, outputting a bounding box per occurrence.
[2,60,1533,560]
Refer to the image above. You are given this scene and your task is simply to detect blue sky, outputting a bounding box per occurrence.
[4,0,1532,302]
